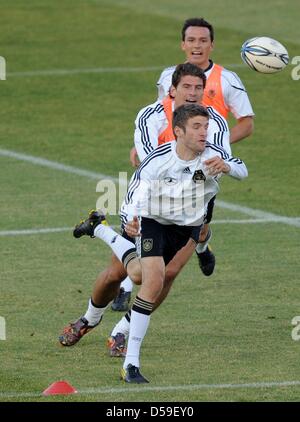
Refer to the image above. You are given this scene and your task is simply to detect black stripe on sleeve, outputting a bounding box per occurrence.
[137,103,164,155]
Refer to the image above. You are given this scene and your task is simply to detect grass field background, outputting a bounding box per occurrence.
[0,0,299,402]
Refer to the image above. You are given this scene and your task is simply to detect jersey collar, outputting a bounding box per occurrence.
[204,60,214,73]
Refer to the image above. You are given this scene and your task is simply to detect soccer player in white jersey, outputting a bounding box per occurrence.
[60,104,247,383]
[59,64,231,353]
[112,62,231,311]
[59,64,229,350]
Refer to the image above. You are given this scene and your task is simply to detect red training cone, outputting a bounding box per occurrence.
[42,380,78,396]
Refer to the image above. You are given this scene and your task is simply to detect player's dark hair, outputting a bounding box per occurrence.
[172,104,209,134]
[182,18,214,42]
[172,63,206,89]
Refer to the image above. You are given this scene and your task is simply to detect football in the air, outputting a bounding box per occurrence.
[241,36,289,73]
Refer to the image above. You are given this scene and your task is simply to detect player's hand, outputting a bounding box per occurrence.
[130,147,140,168]
[204,156,230,176]
[125,216,141,237]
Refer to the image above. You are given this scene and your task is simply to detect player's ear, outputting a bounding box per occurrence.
[173,125,182,139]
[181,40,186,52]
[169,85,176,98]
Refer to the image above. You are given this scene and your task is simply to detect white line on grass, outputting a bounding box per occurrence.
[0,227,72,236]
[216,200,300,228]
[1,147,299,228]
[1,380,300,399]
[7,64,245,78]
[0,147,119,183]
[0,217,296,237]
[0,226,119,236]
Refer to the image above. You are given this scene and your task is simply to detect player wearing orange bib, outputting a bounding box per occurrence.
[157,17,254,143]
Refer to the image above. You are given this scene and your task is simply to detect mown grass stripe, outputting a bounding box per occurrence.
[1,380,300,399]
[7,64,245,78]
[1,148,299,227]
[0,218,298,237]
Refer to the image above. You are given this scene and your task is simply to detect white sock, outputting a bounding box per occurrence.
[83,298,108,327]
[123,297,153,369]
[120,276,133,293]
[196,228,212,254]
[123,311,150,369]
[94,224,135,263]
[111,315,130,338]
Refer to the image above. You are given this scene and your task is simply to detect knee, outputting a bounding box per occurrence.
[106,264,141,286]
[165,268,177,285]
[106,266,125,286]
[127,260,142,285]
[129,272,142,285]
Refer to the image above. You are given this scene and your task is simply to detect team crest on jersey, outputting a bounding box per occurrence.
[207,89,216,98]
[164,177,177,185]
[192,169,206,183]
[143,238,153,252]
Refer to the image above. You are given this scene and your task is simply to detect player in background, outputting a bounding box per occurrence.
[61,104,247,383]
[157,17,254,142]
[113,17,255,311]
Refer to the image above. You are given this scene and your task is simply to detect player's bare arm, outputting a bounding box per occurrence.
[130,146,140,168]
[230,116,254,144]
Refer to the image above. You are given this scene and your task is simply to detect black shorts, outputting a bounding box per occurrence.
[204,195,216,224]
[140,217,201,265]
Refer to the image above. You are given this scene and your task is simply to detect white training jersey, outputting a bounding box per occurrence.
[134,99,231,161]
[120,141,248,227]
[156,62,254,119]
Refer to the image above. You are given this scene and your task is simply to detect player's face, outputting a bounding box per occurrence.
[179,115,209,154]
[172,75,204,108]
[181,26,214,69]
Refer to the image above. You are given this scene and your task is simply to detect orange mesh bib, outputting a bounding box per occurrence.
[158,97,175,145]
[202,64,229,119]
